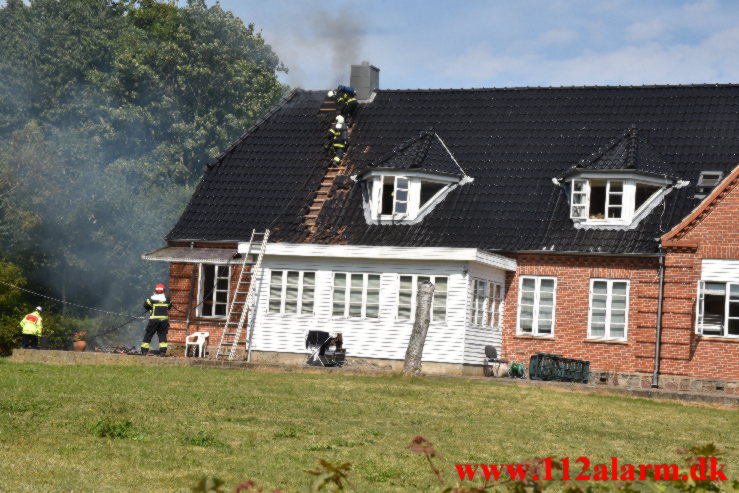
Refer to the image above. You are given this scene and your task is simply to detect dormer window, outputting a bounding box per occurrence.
[567,173,671,227]
[359,170,468,225]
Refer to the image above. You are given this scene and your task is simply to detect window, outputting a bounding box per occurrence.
[517,276,555,335]
[696,281,739,337]
[268,270,315,316]
[380,176,409,216]
[398,275,448,322]
[569,176,669,225]
[200,264,230,317]
[470,279,505,329]
[333,273,381,319]
[588,279,629,340]
[695,171,724,199]
[364,172,460,223]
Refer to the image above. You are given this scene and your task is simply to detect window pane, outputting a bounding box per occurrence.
[269,300,281,312]
[521,292,535,305]
[217,266,229,277]
[349,304,362,317]
[365,305,379,318]
[214,304,226,316]
[285,285,299,299]
[591,311,606,324]
[216,292,227,303]
[593,281,608,295]
[302,286,315,300]
[400,276,413,290]
[520,306,534,319]
[399,291,412,305]
[303,272,315,286]
[592,295,607,309]
[217,279,229,290]
[349,290,363,303]
[572,206,586,218]
[435,277,448,292]
[609,193,623,205]
[611,296,627,311]
[395,201,407,213]
[539,291,554,305]
[573,180,585,192]
[612,282,628,295]
[334,273,346,288]
[538,320,552,333]
[286,271,299,283]
[284,300,298,313]
[730,284,739,299]
[610,325,625,339]
[610,180,623,191]
[591,323,606,337]
[301,301,314,315]
[368,275,381,289]
[418,276,431,285]
[607,206,622,218]
[396,177,409,189]
[351,275,363,288]
[728,319,739,336]
[540,279,555,291]
[433,307,446,322]
[519,318,533,332]
[538,307,553,320]
[271,270,282,283]
[398,306,411,320]
[270,284,282,299]
[522,278,536,290]
[610,311,626,325]
[729,302,739,318]
[395,189,408,201]
[573,194,585,205]
[366,290,380,305]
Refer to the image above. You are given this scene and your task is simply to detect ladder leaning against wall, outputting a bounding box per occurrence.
[215,229,269,361]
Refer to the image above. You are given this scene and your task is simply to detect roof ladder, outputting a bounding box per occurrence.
[215,229,269,361]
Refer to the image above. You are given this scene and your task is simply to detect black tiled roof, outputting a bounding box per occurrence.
[168,84,739,254]
[357,129,466,178]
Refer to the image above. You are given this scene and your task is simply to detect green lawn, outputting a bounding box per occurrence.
[0,360,736,492]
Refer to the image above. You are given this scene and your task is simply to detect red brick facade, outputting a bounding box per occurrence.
[502,168,739,386]
[165,242,251,355]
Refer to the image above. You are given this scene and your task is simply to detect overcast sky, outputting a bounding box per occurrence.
[215,0,739,91]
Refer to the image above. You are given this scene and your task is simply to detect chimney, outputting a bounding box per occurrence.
[350,62,380,101]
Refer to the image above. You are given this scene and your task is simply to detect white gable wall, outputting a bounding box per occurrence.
[250,256,471,364]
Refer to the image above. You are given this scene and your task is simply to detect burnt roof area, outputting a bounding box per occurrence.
[167,84,739,255]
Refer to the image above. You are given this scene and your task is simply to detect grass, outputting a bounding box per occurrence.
[0,360,736,492]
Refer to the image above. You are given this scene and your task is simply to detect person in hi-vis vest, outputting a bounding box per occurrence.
[20,306,43,349]
[141,284,172,356]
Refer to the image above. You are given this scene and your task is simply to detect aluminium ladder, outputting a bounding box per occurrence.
[215,229,269,361]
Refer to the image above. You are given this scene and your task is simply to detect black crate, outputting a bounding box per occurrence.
[529,353,589,383]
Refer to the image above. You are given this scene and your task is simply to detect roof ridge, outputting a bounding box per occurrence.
[376,83,739,93]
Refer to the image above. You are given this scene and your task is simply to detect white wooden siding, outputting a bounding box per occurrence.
[251,256,473,364]
[702,259,739,281]
[463,263,507,365]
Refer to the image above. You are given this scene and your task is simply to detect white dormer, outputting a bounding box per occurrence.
[361,169,463,224]
[566,172,675,229]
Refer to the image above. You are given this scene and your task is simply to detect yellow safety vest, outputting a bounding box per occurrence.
[145,298,171,320]
[20,311,43,336]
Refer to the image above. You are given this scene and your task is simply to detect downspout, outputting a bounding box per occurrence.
[184,242,197,338]
[651,246,666,388]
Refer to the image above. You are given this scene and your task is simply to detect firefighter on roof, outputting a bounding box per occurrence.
[328,115,349,163]
[20,306,43,349]
[327,85,358,121]
[141,283,172,356]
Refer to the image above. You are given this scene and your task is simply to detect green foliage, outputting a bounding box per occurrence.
[0,0,286,330]
[0,260,26,354]
[182,430,226,448]
[91,418,134,439]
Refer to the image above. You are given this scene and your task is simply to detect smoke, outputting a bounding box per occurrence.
[310,3,365,87]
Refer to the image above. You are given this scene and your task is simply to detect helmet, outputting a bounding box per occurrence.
[35,306,43,313]
[327,90,336,98]
[335,115,345,124]
[155,283,165,293]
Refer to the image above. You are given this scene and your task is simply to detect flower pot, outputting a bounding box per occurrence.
[73,340,87,352]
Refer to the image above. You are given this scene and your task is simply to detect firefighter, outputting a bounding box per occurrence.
[140,283,172,356]
[328,115,349,163]
[20,306,43,349]
[327,85,358,121]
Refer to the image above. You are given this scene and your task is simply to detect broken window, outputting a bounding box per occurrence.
[200,264,230,317]
[420,182,446,206]
[517,276,556,335]
[268,270,315,316]
[697,281,739,337]
[398,275,448,323]
[332,272,381,319]
[635,183,660,210]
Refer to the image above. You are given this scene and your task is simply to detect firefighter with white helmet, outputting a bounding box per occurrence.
[140,283,172,356]
[328,85,358,120]
[328,115,349,163]
[20,306,43,349]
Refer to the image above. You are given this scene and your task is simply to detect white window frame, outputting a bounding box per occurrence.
[397,274,448,323]
[364,170,459,224]
[198,263,231,318]
[695,281,739,338]
[332,272,381,319]
[587,278,630,341]
[568,174,670,226]
[470,279,505,329]
[516,276,556,336]
[267,270,316,317]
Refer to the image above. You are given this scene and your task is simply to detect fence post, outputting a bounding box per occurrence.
[403,281,434,376]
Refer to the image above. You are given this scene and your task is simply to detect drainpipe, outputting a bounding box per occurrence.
[651,246,666,388]
[184,242,197,338]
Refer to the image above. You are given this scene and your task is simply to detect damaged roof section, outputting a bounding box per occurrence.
[168,85,739,254]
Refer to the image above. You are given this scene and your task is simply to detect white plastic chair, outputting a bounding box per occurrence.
[185,331,209,358]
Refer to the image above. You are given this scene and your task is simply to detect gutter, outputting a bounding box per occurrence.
[651,246,666,388]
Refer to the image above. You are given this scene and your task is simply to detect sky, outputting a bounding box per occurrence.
[214,0,739,90]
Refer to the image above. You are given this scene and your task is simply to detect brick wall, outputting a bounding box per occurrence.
[502,254,660,375]
[658,173,739,380]
[165,242,251,354]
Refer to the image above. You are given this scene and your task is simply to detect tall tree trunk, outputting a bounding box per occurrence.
[403,281,434,376]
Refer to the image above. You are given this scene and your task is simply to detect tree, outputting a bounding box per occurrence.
[0,0,287,335]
